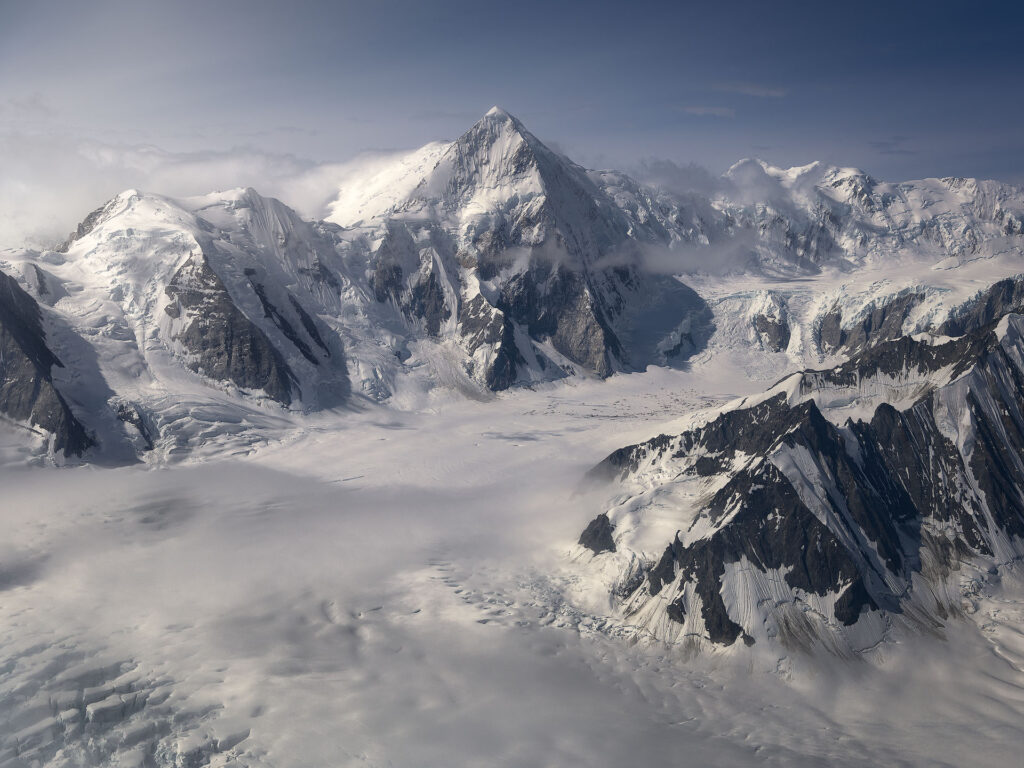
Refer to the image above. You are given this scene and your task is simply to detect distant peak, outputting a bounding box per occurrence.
[724,157,770,180]
[485,105,513,120]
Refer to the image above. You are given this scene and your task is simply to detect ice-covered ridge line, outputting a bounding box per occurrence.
[729,319,1001,426]
[7,106,1024,464]
[579,312,1024,653]
[598,314,1021,496]
[0,186,365,462]
[326,142,450,228]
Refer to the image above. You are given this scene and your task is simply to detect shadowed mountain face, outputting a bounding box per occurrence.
[584,312,1024,652]
[164,250,297,406]
[0,270,91,456]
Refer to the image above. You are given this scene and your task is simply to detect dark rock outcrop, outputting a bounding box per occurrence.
[370,223,455,337]
[55,200,112,254]
[497,265,620,378]
[164,252,295,405]
[0,270,92,456]
[586,313,1024,648]
[578,513,616,554]
[753,313,790,352]
[247,274,321,366]
[939,276,1024,337]
[819,293,924,355]
[115,402,154,451]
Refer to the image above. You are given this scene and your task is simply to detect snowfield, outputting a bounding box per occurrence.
[2,367,1024,766]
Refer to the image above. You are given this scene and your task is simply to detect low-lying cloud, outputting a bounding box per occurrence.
[0,131,396,250]
[592,231,759,278]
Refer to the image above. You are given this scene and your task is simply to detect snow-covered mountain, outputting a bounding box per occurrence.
[1,187,357,460]
[7,106,1024,766]
[331,106,717,390]
[0,108,723,460]
[1,107,1024,474]
[580,290,1024,653]
[714,159,1024,272]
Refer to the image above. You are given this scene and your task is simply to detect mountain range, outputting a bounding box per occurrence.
[3,108,1024,653]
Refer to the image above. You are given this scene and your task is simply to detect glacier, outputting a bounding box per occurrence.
[2,107,1024,765]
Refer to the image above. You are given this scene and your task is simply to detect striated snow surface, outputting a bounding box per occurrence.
[2,369,1024,766]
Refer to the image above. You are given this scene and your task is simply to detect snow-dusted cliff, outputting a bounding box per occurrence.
[581,312,1024,653]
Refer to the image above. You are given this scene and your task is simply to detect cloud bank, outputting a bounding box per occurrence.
[0,132,403,250]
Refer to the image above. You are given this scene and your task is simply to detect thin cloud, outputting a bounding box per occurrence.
[0,132,371,250]
[712,82,787,98]
[635,159,722,196]
[591,231,759,277]
[0,93,56,120]
[682,106,736,118]
[867,136,919,156]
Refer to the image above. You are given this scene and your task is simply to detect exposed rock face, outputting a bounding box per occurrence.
[115,402,154,451]
[164,252,296,405]
[818,292,924,355]
[370,222,456,338]
[585,313,1024,652]
[54,200,112,254]
[748,292,791,352]
[753,313,790,352]
[814,277,1024,360]
[579,513,616,554]
[495,264,621,377]
[359,108,715,389]
[939,276,1024,337]
[0,270,92,456]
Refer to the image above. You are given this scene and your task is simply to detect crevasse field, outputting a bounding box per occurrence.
[3,363,1023,767]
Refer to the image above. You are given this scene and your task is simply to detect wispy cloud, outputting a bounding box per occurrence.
[0,93,56,120]
[712,82,787,99]
[867,135,918,156]
[0,132,368,249]
[681,106,736,118]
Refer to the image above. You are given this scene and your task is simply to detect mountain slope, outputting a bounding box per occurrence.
[1,188,358,460]
[714,160,1024,272]
[332,107,718,389]
[581,310,1024,652]
[0,270,91,456]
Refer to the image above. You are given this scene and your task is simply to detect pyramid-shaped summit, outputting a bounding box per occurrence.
[369,107,715,392]
[402,105,646,261]
[407,105,585,213]
[484,105,513,119]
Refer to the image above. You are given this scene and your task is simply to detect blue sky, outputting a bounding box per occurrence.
[1,0,1023,244]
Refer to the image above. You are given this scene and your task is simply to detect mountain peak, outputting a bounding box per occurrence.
[485,105,514,120]
[406,106,557,209]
